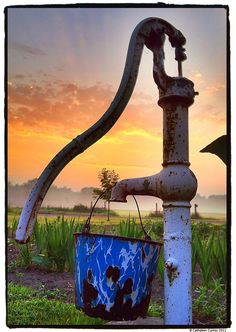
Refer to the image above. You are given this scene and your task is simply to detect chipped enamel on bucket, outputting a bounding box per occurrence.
[74,232,162,321]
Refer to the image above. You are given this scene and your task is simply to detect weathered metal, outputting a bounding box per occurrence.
[110,165,197,203]
[110,21,197,325]
[111,106,197,325]
[15,17,187,243]
[163,203,192,324]
[74,233,162,320]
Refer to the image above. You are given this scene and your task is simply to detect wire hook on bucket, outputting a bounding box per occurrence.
[82,189,152,240]
[132,195,151,240]
[81,189,109,234]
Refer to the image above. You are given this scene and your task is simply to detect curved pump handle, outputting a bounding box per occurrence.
[16,17,187,243]
[138,17,186,88]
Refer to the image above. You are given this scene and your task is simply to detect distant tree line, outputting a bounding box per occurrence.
[8,179,226,213]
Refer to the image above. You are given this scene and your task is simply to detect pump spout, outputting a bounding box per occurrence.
[110,173,161,202]
[110,165,197,204]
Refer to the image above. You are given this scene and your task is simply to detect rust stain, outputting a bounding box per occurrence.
[142,247,146,261]
[163,105,179,162]
[106,266,120,283]
[143,179,150,191]
[165,260,179,286]
[81,266,154,320]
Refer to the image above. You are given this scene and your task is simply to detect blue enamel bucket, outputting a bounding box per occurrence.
[74,232,162,320]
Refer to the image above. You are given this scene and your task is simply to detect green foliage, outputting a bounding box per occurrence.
[157,246,164,285]
[192,221,214,239]
[36,285,69,302]
[8,242,34,270]
[212,233,227,283]
[193,278,227,324]
[192,225,227,286]
[7,283,105,326]
[8,216,18,238]
[73,204,94,213]
[148,211,163,218]
[191,232,198,274]
[191,212,202,219]
[94,168,119,200]
[33,220,47,254]
[7,206,21,215]
[32,217,83,272]
[93,168,120,221]
[39,206,72,214]
[72,204,118,216]
[148,302,164,318]
[147,221,163,241]
[8,283,37,301]
[117,217,143,239]
[194,233,214,286]
[18,243,33,269]
[45,217,69,271]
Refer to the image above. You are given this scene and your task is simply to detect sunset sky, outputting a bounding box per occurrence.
[7,6,227,197]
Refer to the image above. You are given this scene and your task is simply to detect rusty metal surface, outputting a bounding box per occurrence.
[111,164,197,203]
[74,232,162,247]
[110,19,198,325]
[163,206,192,325]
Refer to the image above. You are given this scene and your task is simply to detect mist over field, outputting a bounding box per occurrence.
[8,179,226,215]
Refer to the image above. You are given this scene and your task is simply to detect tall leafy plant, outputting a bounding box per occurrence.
[157,246,164,284]
[117,217,143,239]
[32,217,82,272]
[192,228,226,286]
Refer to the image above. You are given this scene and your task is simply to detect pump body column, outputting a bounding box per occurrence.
[157,77,197,325]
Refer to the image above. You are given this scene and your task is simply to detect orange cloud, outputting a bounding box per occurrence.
[8,77,226,196]
[8,78,162,138]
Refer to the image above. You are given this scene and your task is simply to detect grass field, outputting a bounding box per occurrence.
[7,209,226,231]
[7,210,163,228]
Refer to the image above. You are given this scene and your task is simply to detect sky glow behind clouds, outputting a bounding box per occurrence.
[7,6,227,196]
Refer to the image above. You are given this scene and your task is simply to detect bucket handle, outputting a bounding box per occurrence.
[81,190,151,240]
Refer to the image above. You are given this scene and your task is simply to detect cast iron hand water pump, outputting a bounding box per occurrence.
[15,17,198,325]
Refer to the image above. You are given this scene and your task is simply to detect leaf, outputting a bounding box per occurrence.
[32,255,44,265]
[157,247,164,284]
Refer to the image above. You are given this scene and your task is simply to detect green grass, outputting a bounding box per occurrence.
[193,279,227,324]
[8,283,166,326]
[148,302,164,318]
[7,283,105,326]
